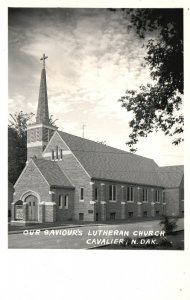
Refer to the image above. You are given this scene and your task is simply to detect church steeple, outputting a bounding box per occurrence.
[27,54,57,160]
[36,54,49,125]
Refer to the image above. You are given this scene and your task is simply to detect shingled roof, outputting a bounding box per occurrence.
[58,131,163,187]
[32,158,74,188]
[158,165,184,188]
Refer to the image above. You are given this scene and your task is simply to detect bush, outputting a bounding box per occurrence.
[121,237,132,247]
[158,237,173,248]
[160,215,178,235]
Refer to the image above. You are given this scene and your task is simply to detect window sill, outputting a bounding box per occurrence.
[127,201,134,203]
[79,200,84,202]
[109,200,117,203]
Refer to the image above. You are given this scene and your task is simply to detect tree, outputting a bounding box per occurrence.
[118,9,183,152]
[8,111,58,184]
[49,114,58,127]
[8,111,35,184]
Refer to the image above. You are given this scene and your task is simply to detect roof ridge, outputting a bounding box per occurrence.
[58,130,157,162]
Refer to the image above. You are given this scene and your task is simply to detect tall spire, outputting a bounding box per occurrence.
[36,53,49,125]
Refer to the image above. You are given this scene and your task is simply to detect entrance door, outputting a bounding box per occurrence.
[25,195,38,221]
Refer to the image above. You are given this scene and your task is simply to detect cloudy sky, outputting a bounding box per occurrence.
[8,8,183,166]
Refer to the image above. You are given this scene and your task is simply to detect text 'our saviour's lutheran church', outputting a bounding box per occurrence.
[11,54,184,224]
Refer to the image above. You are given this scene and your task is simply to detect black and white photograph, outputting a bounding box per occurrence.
[1,0,190,299]
[7,6,185,250]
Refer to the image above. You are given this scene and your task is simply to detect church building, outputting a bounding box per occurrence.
[11,54,184,224]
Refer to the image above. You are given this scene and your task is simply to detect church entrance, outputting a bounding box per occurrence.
[25,195,38,221]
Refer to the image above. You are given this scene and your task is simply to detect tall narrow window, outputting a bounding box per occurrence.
[80,188,84,201]
[95,187,98,201]
[56,146,58,160]
[127,187,134,202]
[64,195,68,209]
[109,185,117,201]
[121,186,125,202]
[52,150,54,160]
[109,185,112,200]
[163,192,166,204]
[58,195,63,208]
[127,187,130,201]
[130,187,134,201]
[155,190,160,202]
[60,149,63,159]
[113,185,116,201]
[143,189,148,202]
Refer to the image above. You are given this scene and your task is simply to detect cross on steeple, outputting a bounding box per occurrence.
[40,53,48,69]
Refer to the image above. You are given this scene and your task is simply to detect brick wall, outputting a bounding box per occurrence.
[14,160,51,204]
[43,131,70,156]
[92,180,164,220]
[165,176,184,217]
[27,146,45,160]
[165,188,180,216]
[43,132,94,221]
[58,156,93,221]
[54,188,75,221]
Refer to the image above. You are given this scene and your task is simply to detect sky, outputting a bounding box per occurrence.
[8,7,184,166]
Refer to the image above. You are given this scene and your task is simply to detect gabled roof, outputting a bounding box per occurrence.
[158,165,184,188]
[57,131,163,187]
[32,158,74,188]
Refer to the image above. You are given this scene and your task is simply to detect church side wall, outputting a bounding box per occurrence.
[165,188,180,217]
[92,180,164,221]
[165,177,184,218]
